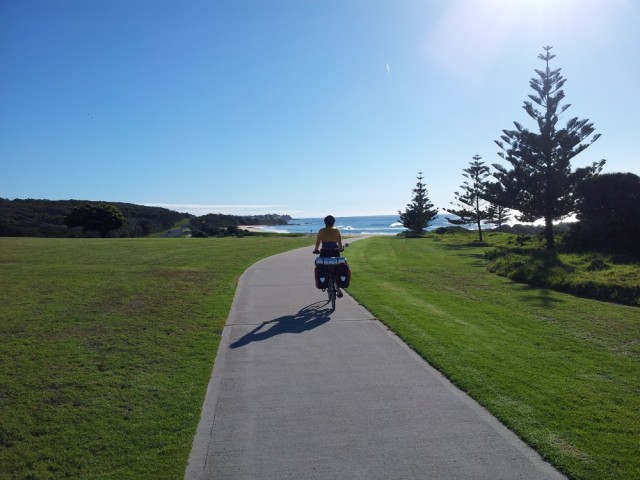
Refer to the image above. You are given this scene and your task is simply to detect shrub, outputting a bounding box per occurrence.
[585,257,609,272]
[485,245,639,306]
[569,172,640,256]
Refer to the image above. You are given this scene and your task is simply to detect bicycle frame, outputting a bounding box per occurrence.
[325,266,338,310]
[314,255,347,311]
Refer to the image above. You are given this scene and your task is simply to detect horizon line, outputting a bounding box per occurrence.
[143,203,406,218]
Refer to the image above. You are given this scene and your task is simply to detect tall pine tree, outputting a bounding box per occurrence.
[489,46,605,248]
[399,172,438,236]
[445,155,492,242]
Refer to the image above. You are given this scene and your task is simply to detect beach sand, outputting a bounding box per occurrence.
[240,225,272,233]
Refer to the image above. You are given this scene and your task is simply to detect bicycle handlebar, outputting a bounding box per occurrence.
[313,243,349,254]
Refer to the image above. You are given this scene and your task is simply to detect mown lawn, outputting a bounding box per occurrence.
[0,236,313,480]
[346,235,639,480]
[2,234,638,480]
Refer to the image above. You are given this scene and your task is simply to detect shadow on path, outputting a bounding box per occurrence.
[230,302,331,349]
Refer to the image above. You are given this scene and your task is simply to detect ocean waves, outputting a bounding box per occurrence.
[252,215,453,235]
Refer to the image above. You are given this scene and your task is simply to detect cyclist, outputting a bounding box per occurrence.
[313,215,344,257]
[313,215,345,298]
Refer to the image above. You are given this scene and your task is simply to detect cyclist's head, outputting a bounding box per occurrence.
[324,215,336,227]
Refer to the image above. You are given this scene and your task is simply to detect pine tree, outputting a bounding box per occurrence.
[399,172,438,236]
[487,203,510,228]
[489,46,605,248]
[445,155,492,242]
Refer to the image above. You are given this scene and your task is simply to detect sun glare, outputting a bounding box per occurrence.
[424,0,621,84]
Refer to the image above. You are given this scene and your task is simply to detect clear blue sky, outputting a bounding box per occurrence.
[2,0,639,218]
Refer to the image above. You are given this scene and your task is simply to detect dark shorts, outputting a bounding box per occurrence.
[320,248,340,258]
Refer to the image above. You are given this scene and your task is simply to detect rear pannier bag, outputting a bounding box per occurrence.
[314,265,329,289]
[336,263,351,288]
[313,257,351,289]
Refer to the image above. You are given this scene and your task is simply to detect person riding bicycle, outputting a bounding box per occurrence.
[313,215,344,257]
[313,215,345,298]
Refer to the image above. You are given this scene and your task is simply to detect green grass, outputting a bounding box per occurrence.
[3,234,638,479]
[346,235,639,480]
[0,236,313,480]
[482,232,640,306]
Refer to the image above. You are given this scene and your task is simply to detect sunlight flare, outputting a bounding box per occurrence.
[424,0,623,83]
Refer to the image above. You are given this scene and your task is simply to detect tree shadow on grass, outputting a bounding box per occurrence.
[440,243,490,268]
[230,302,331,349]
[516,284,565,308]
[442,243,570,307]
[441,242,490,250]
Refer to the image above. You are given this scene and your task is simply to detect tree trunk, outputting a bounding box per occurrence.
[477,218,483,242]
[544,216,554,249]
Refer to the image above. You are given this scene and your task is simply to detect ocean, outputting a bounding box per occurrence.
[256,214,456,236]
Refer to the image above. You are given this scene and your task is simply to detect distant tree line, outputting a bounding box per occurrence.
[0,199,189,237]
[0,199,292,238]
[63,203,126,237]
[189,213,292,237]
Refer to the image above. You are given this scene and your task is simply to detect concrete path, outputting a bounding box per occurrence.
[185,244,565,480]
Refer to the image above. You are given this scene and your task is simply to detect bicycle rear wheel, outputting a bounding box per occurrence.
[328,274,336,310]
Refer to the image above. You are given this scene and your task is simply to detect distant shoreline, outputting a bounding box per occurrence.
[241,225,272,233]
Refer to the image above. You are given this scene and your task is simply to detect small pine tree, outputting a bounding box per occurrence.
[399,172,438,236]
[445,155,492,241]
[487,203,510,227]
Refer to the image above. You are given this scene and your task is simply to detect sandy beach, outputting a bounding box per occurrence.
[240,225,273,233]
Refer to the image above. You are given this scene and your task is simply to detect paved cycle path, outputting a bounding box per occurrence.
[185,243,565,479]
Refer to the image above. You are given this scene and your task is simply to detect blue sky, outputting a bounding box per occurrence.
[1,0,639,218]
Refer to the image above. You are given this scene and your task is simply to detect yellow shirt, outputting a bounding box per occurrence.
[317,227,341,249]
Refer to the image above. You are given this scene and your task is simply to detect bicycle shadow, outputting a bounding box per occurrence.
[229,302,332,349]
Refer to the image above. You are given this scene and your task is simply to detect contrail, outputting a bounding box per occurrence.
[386,63,390,74]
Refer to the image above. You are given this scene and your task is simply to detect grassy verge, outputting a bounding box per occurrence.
[0,236,313,480]
[480,231,640,306]
[347,235,639,480]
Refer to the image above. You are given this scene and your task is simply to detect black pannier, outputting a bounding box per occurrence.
[336,263,351,288]
[314,265,329,289]
[313,256,351,289]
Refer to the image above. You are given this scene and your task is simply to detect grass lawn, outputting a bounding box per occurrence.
[346,234,639,480]
[0,236,313,480]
